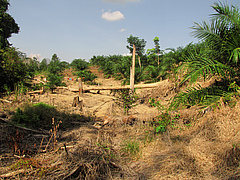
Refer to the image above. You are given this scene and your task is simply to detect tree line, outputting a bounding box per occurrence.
[1,0,240,110]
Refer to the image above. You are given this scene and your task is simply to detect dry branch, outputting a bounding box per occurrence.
[56,86,69,89]
[0,169,30,178]
[0,118,50,135]
[0,98,12,103]
[28,89,44,95]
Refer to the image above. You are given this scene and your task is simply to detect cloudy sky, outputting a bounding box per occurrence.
[8,0,239,62]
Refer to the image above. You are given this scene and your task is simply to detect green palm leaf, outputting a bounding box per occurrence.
[211,2,240,30]
[177,52,231,85]
[229,47,240,64]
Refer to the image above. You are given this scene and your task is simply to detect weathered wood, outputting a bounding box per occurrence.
[28,90,43,94]
[130,44,136,93]
[0,169,30,178]
[68,80,166,92]
[0,98,12,103]
[79,100,83,111]
[72,96,80,107]
[78,78,83,97]
[28,86,44,95]
[138,55,141,68]
[72,96,83,111]
[56,86,69,89]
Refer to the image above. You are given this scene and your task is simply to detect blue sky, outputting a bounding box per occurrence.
[8,0,240,62]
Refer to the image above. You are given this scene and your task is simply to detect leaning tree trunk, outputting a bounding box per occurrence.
[138,55,141,68]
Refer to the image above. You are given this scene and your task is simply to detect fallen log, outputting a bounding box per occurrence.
[69,80,167,92]
[56,86,69,89]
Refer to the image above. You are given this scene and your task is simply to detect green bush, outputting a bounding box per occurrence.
[46,54,65,93]
[11,103,87,130]
[149,98,178,133]
[73,70,97,82]
[113,89,138,114]
[70,58,89,70]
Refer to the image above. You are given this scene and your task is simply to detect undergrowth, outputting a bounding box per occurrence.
[11,102,89,130]
[121,139,140,158]
[149,98,180,133]
[170,81,240,110]
[112,89,138,114]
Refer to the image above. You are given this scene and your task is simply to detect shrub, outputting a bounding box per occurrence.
[149,98,178,133]
[11,103,87,130]
[70,58,89,70]
[73,70,97,82]
[113,89,138,114]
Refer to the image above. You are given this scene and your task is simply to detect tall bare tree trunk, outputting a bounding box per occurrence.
[130,44,136,93]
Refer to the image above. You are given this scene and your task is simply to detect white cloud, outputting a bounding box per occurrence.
[123,53,132,56]
[119,28,126,32]
[101,10,124,21]
[29,54,42,61]
[102,0,140,4]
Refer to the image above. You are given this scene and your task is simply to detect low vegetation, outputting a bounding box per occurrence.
[11,102,88,130]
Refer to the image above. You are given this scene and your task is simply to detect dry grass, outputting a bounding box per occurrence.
[0,71,240,179]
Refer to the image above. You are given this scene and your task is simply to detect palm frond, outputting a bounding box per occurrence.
[191,20,229,49]
[169,82,240,110]
[229,47,240,64]
[177,52,231,85]
[211,1,240,30]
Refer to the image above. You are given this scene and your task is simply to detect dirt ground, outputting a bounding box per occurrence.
[0,67,240,179]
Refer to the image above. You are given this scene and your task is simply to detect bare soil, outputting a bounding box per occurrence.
[0,67,239,179]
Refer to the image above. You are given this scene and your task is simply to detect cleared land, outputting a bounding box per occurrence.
[0,67,239,180]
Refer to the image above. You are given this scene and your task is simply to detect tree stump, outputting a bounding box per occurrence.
[72,96,79,107]
[72,96,83,111]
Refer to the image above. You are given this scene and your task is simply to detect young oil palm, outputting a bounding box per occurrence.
[191,1,240,65]
[171,2,240,110]
[178,1,240,85]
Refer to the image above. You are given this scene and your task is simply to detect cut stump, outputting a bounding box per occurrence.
[72,96,83,111]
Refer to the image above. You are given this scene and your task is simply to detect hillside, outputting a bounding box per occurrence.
[0,67,239,180]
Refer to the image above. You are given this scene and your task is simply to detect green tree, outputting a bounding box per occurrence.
[70,58,89,70]
[0,47,27,92]
[47,54,64,93]
[127,35,147,68]
[147,37,162,65]
[0,0,21,92]
[179,2,240,85]
[0,0,19,49]
[60,61,70,69]
[39,58,49,71]
[26,57,39,78]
